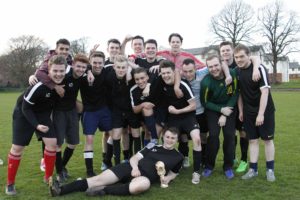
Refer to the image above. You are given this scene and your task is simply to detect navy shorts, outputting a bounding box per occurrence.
[82,106,112,135]
[12,106,55,146]
[53,108,79,146]
[244,111,275,140]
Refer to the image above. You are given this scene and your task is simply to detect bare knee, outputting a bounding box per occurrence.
[264,139,274,146]
[129,177,151,195]
[67,144,76,149]
[249,139,259,145]
[10,144,24,155]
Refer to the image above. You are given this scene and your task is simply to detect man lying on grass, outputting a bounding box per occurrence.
[49,127,184,197]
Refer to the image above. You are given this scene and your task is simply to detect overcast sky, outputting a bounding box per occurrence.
[0,0,299,60]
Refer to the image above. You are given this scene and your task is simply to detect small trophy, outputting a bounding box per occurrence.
[155,161,168,188]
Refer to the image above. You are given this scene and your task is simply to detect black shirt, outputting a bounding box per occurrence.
[238,64,275,114]
[80,68,110,111]
[138,145,183,181]
[105,69,135,111]
[130,84,158,107]
[16,82,58,128]
[135,57,163,82]
[159,78,195,117]
[55,68,82,111]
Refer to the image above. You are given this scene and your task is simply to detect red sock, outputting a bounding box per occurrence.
[7,152,21,185]
[44,149,56,180]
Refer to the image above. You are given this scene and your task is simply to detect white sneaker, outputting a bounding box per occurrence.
[241,168,258,180]
[40,158,45,172]
[183,157,190,168]
[192,172,200,184]
[0,158,3,165]
[266,169,276,182]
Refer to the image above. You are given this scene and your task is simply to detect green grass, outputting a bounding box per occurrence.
[271,79,300,89]
[0,91,300,200]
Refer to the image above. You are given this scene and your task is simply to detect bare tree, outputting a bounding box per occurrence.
[70,37,89,57]
[210,0,256,46]
[2,35,48,87]
[258,0,300,83]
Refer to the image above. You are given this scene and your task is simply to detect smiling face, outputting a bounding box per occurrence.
[234,50,251,69]
[206,57,223,79]
[55,44,70,59]
[48,64,65,84]
[161,67,175,85]
[162,130,178,150]
[134,71,149,89]
[132,38,144,55]
[72,61,87,78]
[90,56,104,75]
[220,44,234,64]
[145,43,157,60]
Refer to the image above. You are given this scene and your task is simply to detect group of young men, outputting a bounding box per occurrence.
[5,33,276,197]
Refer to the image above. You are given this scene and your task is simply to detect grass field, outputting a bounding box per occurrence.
[0,91,300,200]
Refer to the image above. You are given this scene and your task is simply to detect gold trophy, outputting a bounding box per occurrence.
[155,161,168,188]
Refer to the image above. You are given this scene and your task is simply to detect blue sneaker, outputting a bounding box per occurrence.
[101,162,108,171]
[121,159,129,164]
[225,169,234,180]
[202,169,213,177]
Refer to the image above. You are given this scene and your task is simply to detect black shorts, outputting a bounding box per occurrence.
[111,108,141,129]
[167,113,199,135]
[53,108,79,146]
[110,163,155,182]
[244,111,275,140]
[196,113,208,133]
[12,106,55,146]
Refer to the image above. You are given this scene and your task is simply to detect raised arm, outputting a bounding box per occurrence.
[121,35,133,55]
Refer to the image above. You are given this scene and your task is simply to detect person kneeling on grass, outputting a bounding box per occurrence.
[49,127,184,197]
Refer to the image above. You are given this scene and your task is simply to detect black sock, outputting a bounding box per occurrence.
[234,135,237,159]
[133,137,141,154]
[104,143,113,167]
[193,150,202,172]
[240,137,249,162]
[55,151,62,174]
[62,147,74,167]
[123,150,130,160]
[128,134,133,157]
[103,183,130,196]
[141,131,145,147]
[84,151,94,174]
[113,140,121,165]
[178,142,189,157]
[60,179,88,195]
[77,113,82,122]
[201,143,207,165]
